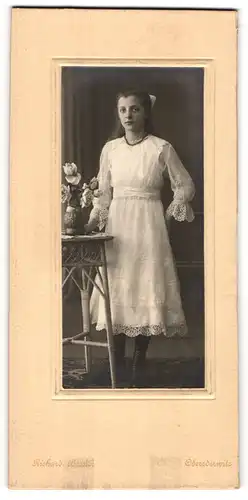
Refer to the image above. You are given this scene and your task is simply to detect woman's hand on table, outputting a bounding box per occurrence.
[84,220,98,234]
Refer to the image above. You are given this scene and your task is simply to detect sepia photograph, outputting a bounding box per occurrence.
[61,65,204,390]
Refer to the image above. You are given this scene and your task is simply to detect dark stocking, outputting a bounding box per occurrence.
[113,333,126,365]
[113,334,126,386]
[131,335,151,387]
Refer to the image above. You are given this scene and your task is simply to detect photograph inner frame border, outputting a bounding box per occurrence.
[51,57,215,401]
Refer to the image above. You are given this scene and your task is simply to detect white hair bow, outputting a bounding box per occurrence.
[149,94,156,108]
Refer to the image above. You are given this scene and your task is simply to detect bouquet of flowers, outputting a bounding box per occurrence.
[61,162,101,234]
[61,162,101,208]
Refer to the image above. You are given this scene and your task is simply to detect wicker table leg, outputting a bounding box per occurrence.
[81,270,92,374]
[101,246,116,388]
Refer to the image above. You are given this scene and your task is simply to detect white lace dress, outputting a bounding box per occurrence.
[88,135,195,337]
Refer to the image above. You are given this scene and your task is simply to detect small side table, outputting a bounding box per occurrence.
[62,233,116,388]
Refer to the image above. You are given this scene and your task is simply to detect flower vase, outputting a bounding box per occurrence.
[64,205,85,236]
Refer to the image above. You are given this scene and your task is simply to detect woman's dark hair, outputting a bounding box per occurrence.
[108,89,155,141]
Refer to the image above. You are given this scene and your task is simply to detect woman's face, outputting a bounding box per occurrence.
[117,95,146,134]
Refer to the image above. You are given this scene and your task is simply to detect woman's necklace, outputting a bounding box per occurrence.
[124,134,149,146]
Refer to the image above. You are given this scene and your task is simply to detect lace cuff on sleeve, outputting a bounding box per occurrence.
[161,143,195,222]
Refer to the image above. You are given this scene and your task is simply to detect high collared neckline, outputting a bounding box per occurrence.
[123,134,149,146]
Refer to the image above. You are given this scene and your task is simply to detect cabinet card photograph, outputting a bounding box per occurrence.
[9,8,238,489]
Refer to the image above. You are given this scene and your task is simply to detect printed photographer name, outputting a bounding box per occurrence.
[185,458,232,468]
[32,458,94,468]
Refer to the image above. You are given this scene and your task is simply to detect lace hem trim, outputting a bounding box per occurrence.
[95,323,188,337]
[166,201,194,222]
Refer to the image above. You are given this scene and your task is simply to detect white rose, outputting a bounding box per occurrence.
[63,162,77,176]
[65,173,81,185]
